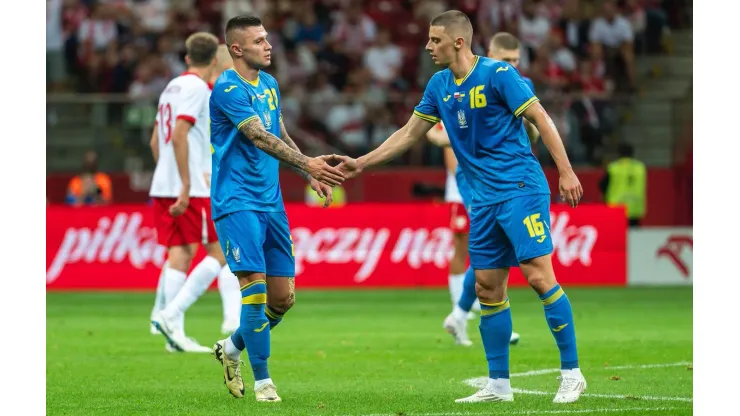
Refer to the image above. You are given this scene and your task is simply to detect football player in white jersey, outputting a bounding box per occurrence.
[149,44,243,342]
[148,32,224,352]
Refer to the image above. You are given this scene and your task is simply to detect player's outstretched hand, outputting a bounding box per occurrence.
[559,170,583,208]
[307,155,345,186]
[309,177,334,208]
[169,189,190,216]
[334,155,363,180]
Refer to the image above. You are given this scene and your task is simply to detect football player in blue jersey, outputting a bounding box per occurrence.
[429,33,538,348]
[337,11,586,404]
[208,15,347,403]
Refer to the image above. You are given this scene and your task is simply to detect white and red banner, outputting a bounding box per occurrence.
[46,204,627,290]
[628,228,693,286]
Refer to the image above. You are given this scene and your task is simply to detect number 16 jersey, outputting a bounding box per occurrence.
[414,56,550,208]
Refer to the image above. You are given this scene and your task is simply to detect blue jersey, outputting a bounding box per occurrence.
[210,68,284,219]
[416,56,549,207]
[453,74,536,208]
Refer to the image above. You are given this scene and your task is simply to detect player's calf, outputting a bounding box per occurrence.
[520,255,585,403]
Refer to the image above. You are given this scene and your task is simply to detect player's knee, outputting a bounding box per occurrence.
[167,247,193,272]
[270,292,295,314]
[475,281,506,304]
[524,268,556,293]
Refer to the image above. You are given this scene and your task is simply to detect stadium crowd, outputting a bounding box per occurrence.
[48,0,689,167]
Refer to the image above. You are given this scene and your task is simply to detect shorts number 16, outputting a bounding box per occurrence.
[523,213,545,238]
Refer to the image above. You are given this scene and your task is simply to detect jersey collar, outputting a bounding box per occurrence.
[454,55,480,86]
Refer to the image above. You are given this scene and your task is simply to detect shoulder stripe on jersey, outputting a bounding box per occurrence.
[514,96,539,118]
[454,56,480,86]
[413,110,441,123]
[236,115,260,130]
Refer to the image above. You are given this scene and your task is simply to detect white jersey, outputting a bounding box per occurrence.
[440,121,463,203]
[149,72,212,198]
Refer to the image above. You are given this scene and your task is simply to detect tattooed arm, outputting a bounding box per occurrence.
[279,117,311,181]
[240,117,310,171]
[239,117,345,186]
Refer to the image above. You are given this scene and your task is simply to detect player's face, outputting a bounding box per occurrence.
[426,25,459,66]
[488,47,521,68]
[231,25,272,70]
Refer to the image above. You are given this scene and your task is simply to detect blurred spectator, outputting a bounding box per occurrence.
[306,72,340,130]
[557,0,591,58]
[363,28,403,88]
[518,0,551,71]
[369,108,399,149]
[549,29,577,73]
[330,2,377,60]
[128,56,168,99]
[589,0,636,91]
[66,150,113,206]
[130,0,171,34]
[570,58,615,165]
[599,143,646,227]
[47,0,67,92]
[326,85,368,156]
[624,0,646,53]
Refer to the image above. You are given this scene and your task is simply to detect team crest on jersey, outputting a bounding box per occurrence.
[256,93,266,102]
[231,246,241,263]
[457,109,468,128]
[263,111,273,129]
[453,92,466,102]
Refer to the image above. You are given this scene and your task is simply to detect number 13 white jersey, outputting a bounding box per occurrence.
[149,72,212,198]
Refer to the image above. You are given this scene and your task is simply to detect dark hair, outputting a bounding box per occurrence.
[430,10,473,45]
[185,32,219,67]
[226,15,263,36]
[490,32,520,51]
[618,143,635,158]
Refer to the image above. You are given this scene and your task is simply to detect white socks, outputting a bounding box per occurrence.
[163,256,222,320]
[151,261,169,318]
[163,268,186,311]
[452,305,468,322]
[218,265,241,325]
[448,273,465,305]
[254,378,274,392]
[562,368,583,378]
[224,336,242,360]
[488,377,512,393]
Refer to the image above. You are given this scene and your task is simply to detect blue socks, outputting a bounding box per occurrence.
[265,305,284,329]
[237,280,271,381]
[457,267,478,312]
[539,284,579,370]
[479,298,513,379]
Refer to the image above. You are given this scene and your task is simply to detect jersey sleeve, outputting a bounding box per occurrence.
[523,77,536,96]
[175,84,207,125]
[413,77,441,124]
[212,84,260,130]
[491,64,539,118]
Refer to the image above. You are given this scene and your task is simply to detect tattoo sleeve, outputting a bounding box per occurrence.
[279,118,311,181]
[240,118,310,172]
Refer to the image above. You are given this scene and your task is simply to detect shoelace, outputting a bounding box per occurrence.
[556,376,580,392]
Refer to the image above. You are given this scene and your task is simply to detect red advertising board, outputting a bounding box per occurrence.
[46,203,626,290]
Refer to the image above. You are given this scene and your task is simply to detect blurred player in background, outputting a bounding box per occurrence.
[148,32,223,353]
[430,33,537,347]
[336,11,586,404]
[209,15,345,402]
[149,44,243,344]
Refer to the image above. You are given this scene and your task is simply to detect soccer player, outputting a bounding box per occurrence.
[148,32,224,353]
[431,33,537,348]
[335,11,586,404]
[149,44,242,340]
[209,15,345,402]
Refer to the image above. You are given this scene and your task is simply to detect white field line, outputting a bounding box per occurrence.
[510,361,693,378]
[513,388,692,403]
[354,407,680,416]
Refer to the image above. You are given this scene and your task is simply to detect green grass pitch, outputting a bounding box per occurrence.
[47,287,692,416]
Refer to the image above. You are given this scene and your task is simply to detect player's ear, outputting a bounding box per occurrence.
[184,55,191,66]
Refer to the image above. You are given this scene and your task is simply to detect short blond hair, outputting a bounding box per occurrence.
[185,32,219,67]
[215,44,232,70]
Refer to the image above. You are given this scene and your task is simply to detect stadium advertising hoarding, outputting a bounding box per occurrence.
[628,228,693,286]
[46,203,627,290]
